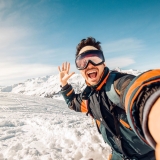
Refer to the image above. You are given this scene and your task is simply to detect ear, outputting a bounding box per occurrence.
[103,62,106,66]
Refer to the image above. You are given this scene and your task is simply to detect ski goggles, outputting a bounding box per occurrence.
[75,50,105,70]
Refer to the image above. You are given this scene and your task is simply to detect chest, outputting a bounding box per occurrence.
[89,91,128,129]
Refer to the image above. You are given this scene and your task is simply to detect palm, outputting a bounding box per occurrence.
[58,62,75,86]
[60,70,70,81]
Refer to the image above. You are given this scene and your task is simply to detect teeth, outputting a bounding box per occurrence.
[87,71,97,74]
[87,72,96,74]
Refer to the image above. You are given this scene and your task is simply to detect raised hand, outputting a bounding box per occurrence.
[58,62,75,87]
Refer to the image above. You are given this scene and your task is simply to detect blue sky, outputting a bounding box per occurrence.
[0,0,160,85]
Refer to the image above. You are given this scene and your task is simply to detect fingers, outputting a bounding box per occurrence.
[58,66,61,72]
[58,63,65,72]
[62,62,66,71]
[66,62,70,74]
[58,62,70,73]
[62,63,64,71]
[64,62,67,71]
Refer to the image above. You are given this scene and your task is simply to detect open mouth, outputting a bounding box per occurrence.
[87,71,97,79]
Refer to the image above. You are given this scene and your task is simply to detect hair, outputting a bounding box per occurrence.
[76,37,102,56]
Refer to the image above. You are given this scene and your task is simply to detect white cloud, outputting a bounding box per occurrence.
[0,62,58,86]
[102,38,144,53]
[0,27,31,49]
[106,57,135,69]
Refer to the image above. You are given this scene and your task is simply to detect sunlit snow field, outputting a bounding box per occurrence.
[0,92,111,160]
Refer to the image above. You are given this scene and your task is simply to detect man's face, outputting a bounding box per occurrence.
[78,46,105,86]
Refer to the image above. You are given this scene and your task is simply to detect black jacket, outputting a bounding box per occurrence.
[61,67,160,160]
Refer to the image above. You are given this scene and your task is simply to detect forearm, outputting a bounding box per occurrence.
[60,83,84,112]
[61,83,74,104]
[123,69,160,147]
[140,85,160,148]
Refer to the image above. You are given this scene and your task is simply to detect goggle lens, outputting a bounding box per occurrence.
[75,50,105,70]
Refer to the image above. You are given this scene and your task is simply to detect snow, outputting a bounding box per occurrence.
[0,92,110,160]
[0,69,143,159]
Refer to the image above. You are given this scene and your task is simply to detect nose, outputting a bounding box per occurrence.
[86,62,94,69]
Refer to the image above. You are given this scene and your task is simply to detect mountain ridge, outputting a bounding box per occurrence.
[0,68,142,98]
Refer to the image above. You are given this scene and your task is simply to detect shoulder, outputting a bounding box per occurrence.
[110,70,135,80]
[110,70,136,91]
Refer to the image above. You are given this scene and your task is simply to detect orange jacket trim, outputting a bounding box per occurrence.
[125,69,160,112]
[80,100,88,113]
[120,119,132,130]
[66,89,74,96]
[96,119,101,128]
[115,88,120,95]
[96,72,110,91]
[108,154,112,160]
[126,79,160,113]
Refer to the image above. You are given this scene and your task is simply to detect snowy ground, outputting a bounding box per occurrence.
[0,93,111,160]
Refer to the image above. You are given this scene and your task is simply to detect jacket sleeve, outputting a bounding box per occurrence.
[60,84,88,113]
[121,69,160,148]
[113,73,136,107]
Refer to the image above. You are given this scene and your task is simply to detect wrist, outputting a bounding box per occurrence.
[61,82,68,87]
[60,83,70,91]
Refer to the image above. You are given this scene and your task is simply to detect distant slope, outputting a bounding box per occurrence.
[0,68,142,98]
[0,74,85,98]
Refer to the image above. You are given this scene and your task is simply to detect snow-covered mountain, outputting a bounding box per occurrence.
[0,68,142,98]
[0,74,85,98]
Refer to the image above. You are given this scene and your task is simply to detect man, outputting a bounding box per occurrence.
[58,37,160,160]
